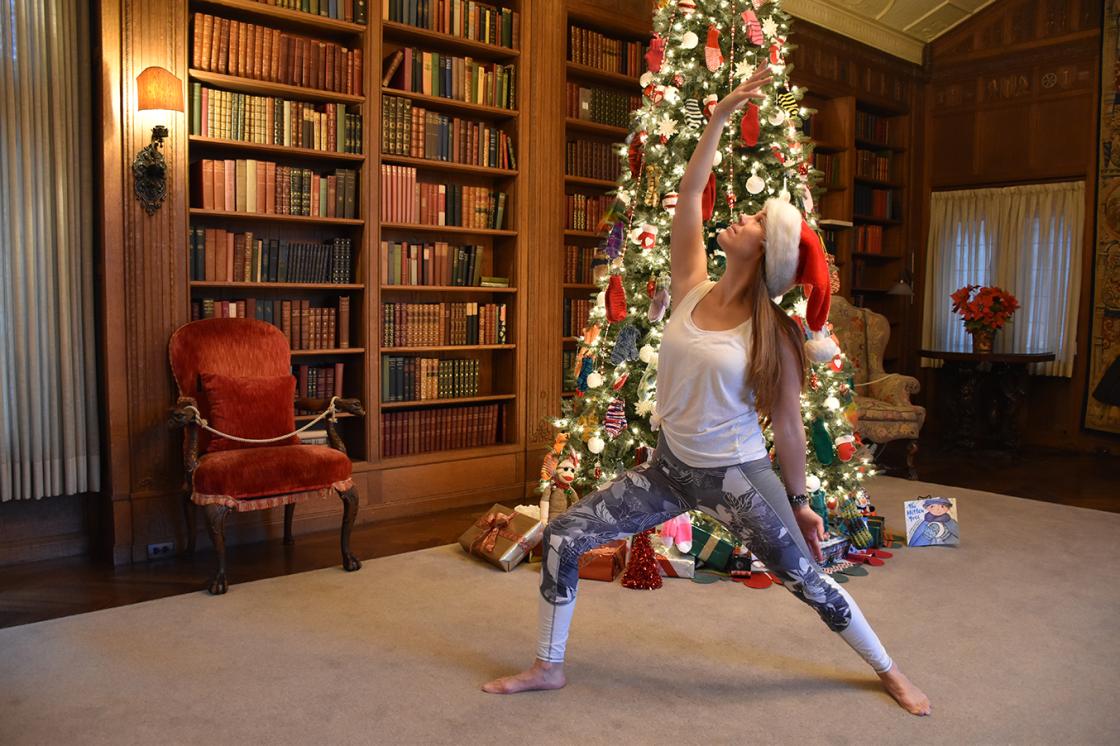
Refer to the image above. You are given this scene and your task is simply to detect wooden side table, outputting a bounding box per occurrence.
[919,349,1055,451]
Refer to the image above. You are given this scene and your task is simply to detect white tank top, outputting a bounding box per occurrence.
[650,279,768,467]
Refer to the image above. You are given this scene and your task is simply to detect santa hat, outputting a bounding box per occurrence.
[762,198,831,332]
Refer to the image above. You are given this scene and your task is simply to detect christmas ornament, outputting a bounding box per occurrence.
[740,103,760,146]
[606,274,627,322]
[576,355,593,392]
[627,131,645,178]
[635,398,655,417]
[702,94,718,119]
[742,9,764,45]
[661,191,679,214]
[673,73,684,86]
[811,418,834,465]
[648,84,666,105]
[746,174,765,194]
[768,109,785,126]
[830,354,844,372]
[582,323,600,346]
[701,172,717,221]
[682,99,704,129]
[621,529,663,590]
[680,30,698,49]
[777,90,799,116]
[604,398,627,438]
[604,221,624,260]
[656,113,678,140]
[677,0,696,15]
[835,434,856,462]
[771,146,785,163]
[612,372,629,390]
[639,344,656,364]
[643,165,662,205]
[762,17,780,39]
[806,474,822,492]
[704,25,723,71]
[733,59,755,82]
[587,435,605,454]
[611,323,641,365]
[663,86,680,105]
[824,396,840,411]
[712,149,722,166]
[586,371,604,389]
[631,222,658,250]
[769,43,781,64]
[645,33,666,72]
[639,71,653,88]
[648,280,670,323]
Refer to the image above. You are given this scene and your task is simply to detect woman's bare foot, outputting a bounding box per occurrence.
[482,659,566,694]
[878,663,931,715]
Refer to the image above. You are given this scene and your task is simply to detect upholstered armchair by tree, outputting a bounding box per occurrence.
[168,318,365,594]
[828,295,926,479]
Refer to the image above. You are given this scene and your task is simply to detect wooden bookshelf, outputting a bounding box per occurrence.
[375,1,525,464]
[187,1,370,457]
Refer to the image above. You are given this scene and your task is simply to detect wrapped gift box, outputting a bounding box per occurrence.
[864,516,885,548]
[819,534,852,565]
[655,547,696,578]
[578,540,628,582]
[459,503,544,572]
[687,525,733,571]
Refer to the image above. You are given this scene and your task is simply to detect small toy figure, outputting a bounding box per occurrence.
[539,434,581,524]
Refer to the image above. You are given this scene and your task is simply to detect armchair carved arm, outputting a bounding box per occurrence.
[168,396,201,482]
[295,397,365,455]
[869,374,921,407]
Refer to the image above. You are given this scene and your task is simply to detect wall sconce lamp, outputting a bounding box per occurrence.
[133,66,184,215]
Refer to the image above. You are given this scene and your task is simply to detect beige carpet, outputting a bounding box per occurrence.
[2,476,1119,745]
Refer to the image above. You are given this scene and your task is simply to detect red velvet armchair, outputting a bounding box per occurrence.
[168,318,365,594]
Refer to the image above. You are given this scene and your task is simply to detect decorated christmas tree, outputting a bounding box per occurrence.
[545,0,875,548]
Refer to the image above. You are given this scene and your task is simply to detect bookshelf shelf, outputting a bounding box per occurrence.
[565,117,628,138]
[295,411,359,423]
[373,442,521,470]
[811,141,847,152]
[189,69,365,104]
[191,0,367,36]
[290,348,365,356]
[381,20,520,60]
[854,176,902,189]
[380,222,516,236]
[565,61,640,89]
[188,135,366,162]
[855,138,905,153]
[380,393,517,410]
[189,208,364,225]
[563,229,603,238]
[380,154,517,177]
[853,214,903,226]
[851,252,901,261]
[380,87,518,120]
[564,174,616,189]
[379,344,516,352]
[190,281,365,290]
[562,283,597,290]
[379,285,517,293]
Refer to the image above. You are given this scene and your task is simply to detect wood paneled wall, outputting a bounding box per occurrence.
[918,0,1115,454]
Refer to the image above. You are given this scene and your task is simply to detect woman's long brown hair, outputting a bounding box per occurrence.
[746,268,806,420]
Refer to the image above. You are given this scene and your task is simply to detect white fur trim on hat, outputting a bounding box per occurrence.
[762,197,801,298]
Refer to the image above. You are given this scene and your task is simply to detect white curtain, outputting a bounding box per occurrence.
[922,182,1084,377]
[0,0,99,501]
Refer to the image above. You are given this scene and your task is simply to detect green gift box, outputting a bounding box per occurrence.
[687,525,733,571]
[864,516,885,548]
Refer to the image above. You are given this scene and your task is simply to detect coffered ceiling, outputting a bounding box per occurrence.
[783,0,999,63]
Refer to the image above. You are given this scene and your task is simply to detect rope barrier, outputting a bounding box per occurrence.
[181,396,342,444]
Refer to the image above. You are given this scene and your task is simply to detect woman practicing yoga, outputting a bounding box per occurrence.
[483,65,930,716]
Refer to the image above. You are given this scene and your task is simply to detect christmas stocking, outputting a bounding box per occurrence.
[611,323,641,364]
[811,418,834,465]
[648,281,671,323]
[606,274,627,322]
[740,102,760,146]
[704,25,723,71]
[645,33,666,73]
[701,172,717,221]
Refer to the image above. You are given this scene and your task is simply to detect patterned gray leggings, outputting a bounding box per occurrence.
[537,434,893,673]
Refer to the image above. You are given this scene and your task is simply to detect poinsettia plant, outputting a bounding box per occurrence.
[950,284,1020,333]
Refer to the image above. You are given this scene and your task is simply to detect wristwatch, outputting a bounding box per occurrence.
[787,493,810,508]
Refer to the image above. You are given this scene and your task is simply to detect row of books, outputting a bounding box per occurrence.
[854,185,897,220]
[562,350,577,392]
[296,364,346,413]
[380,356,481,403]
[380,95,516,169]
[856,110,891,145]
[191,13,363,95]
[192,297,352,351]
[813,152,843,188]
[382,0,519,49]
[568,26,644,78]
[380,165,507,229]
[189,228,353,285]
[856,149,893,182]
[382,48,516,110]
[381,240,490,287]
[190,86,361,154]
[854,225,888,255]
[191,159,358,219]
[381,302,508,347]
[564,244,608,285]
[565,193,613,232]
[380,403,502,457]
[566,140,620,183]
[563,297,592,337]
[567,83,639,129]
[254,0,367,24]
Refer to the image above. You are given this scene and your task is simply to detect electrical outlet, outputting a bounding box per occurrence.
[147,541,175,560]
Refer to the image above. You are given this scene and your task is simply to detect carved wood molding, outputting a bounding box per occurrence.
[783,0,926,64]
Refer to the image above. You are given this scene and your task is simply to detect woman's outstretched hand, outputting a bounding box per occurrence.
[711,63,773,121]
[793,505,828,563]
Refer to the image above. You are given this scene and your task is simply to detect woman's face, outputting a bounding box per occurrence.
[716,207,766,264]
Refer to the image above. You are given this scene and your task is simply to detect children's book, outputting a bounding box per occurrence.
[904,495,960,547]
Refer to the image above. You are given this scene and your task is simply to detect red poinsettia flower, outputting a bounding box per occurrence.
[951,284,1020,334]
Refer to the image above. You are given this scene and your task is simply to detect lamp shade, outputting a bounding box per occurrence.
[886,279,914,296]
[137,66,184,112]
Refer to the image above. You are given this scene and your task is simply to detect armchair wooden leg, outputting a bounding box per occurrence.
[338,486,361,572]
[182,490,197,554]
[203,504,231,595]
[283,503,295,546]
[906,439,919,481]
